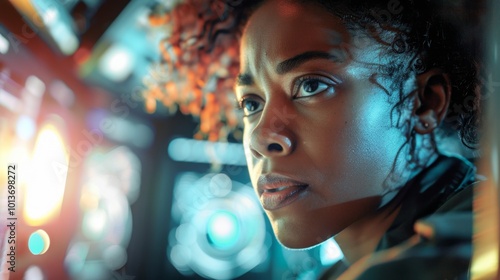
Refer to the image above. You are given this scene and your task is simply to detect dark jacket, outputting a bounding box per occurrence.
[321,154,477,280]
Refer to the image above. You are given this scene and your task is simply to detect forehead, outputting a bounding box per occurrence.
[243,2,346,57]
[237,0,410,91]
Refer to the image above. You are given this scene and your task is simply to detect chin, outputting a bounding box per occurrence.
[274,231,328,250]
[272,223,334,250]
[278,239,321,250]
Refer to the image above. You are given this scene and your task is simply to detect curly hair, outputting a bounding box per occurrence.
[146,0,485,147]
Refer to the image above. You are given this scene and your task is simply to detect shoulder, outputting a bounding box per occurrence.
[330,155,480,279]
[332,210,475,280]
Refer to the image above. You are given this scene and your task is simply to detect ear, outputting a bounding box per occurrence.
[413,69,451,134]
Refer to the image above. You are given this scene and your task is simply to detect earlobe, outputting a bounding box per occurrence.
[413,69,451,134]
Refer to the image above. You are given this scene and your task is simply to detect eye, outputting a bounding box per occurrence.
[238,95,264,117]
[294,76,336,98]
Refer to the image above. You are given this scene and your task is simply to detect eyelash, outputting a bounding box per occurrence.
[236,75,338,117]
[293,75,336,98]
[236,94,263,117]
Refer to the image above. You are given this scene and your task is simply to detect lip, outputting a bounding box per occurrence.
[257,174,309,210]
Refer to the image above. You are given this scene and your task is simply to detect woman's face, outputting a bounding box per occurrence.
[236,0,413,248]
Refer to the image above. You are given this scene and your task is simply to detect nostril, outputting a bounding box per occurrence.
[267,143,283,152]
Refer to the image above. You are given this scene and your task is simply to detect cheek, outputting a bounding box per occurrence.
[242,131,252,165]
[242,127,259,181]
[357,98,400,156]
[306,94,406,200]
[347,95,409,189]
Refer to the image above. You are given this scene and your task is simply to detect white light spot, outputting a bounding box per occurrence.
[0,32,9,54]
[24,265,45,280]
[42,7,58,25]
[25,76,46,97]
[98,45,135,82]
[320,239,344,266]
[82,209,107,241]
[16,115,36,140]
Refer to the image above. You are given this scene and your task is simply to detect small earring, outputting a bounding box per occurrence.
[422,122,429,128]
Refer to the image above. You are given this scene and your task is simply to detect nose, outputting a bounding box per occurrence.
[248,108,295,159]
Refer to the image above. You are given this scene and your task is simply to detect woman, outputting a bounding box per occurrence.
[150,0,484,278]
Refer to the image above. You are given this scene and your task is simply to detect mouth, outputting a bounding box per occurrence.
[257,174,309,211]
[261,185,308,210]
[265,186,292,193]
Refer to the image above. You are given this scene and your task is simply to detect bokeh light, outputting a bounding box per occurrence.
[319,238,344,266]
[168,172,270,279]
[23,265,45,280]
[206,211,240,250]
[102,245,127,270]
[28,230,50,255]
[0,31,9,54]
[64,146,138,279]
[30,0,79,55]
[64,241,90,276]
[49,80,75,108]
[24,117,69,226]
[82,209,107,241]
[15,115,36,140]
[168,138,246,165]
[98,44,135,82]
[25,75,45,97]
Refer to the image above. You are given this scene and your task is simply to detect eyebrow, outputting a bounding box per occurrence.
[236,51,342,87]
[236,73,254,87]
[276,51,342,75]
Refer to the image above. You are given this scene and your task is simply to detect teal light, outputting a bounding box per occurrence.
[28,230,50,255]
[206,211,240,250]
[320,239,344,266]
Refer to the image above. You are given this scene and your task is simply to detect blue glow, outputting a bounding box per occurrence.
[206,211,240,250]
[16,115,36,140]
[28,230,49,255]
[320,239,343,266]
[168,138,246,165]
[31,0,79,55]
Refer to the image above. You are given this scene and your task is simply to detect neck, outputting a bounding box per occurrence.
[334,150,440,264]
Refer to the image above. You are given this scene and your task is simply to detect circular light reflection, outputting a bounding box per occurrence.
[169,174,268,279]
[170,244,192,269]
[28,230,50,255]
[176,223,196,246]
[24,265,44,280]
[82,209,107,241]
[16,115,36,140]
[102,245,127,270]
[209,174,232,197]
[206,211,240,250]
